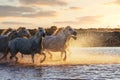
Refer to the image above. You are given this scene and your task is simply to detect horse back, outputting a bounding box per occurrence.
[9,38,31,53]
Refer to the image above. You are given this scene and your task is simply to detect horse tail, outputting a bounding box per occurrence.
[0,47,10,61]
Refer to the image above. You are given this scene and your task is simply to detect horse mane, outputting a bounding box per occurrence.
[17,27,26,31]
[8,30,18,40]
[1,28,13,35]
[52,28,63,35]
[62,26,73,35]
[52,26,72,36]
[55,27,70,36]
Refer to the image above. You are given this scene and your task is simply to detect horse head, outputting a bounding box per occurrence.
[8,30,19,40]
[17,27,31,38]
[37,27,46,38]
[64,26,77,40]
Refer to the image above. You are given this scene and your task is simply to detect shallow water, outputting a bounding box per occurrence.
[0,64,120,80]
[1,47,120,80]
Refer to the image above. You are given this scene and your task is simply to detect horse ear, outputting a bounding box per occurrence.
[17,27,25,31]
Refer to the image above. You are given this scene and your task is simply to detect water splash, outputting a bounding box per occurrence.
[16,47,120,66]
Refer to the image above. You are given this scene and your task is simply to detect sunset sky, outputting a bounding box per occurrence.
[0,0,120,29]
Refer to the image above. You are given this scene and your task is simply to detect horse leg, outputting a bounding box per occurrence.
[47,51,52,59]
[67,48,71,56]
[21,54,24,58]
[15,56,18,62]
[0,48,9,61]
[40,52,46,63]
[63,50,67,61]
[10,54,18,63]
[0,52,8,61]
[61,52,63,59]
[31,53,34,63]
[4,51,9,60]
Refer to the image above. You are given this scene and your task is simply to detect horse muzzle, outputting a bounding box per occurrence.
[72,31,77,40]
[72,35,77,40]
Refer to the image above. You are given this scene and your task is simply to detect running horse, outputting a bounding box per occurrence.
[0,27,31,60]
[7,28,46,63]
[43,26,77,61]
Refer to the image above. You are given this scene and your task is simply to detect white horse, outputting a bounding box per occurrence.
[43,26,77,61]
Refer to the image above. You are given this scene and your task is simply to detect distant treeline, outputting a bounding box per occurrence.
[72,28,120,47]
[74,28,120,47]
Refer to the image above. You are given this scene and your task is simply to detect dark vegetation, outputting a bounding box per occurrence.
[1,26,120,47]
[75,28,120,47]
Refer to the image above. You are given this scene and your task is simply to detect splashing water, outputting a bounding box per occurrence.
[15,47,120,66]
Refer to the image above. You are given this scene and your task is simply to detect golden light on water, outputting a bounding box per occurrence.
[15,47,120,66]
[2,36,119,66]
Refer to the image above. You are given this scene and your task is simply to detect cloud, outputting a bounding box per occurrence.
[0,5,35,17]
[22,11,57,17]
[54,21,78,24]
[69,7,82,10]
[104,0,120,5]
[77,16,102,24]
[1,21,32,25]
[114,0,120,5]
[54,16,102,24]
[0,5,57,18]
[63,6,83,11]
[19,0,67,6]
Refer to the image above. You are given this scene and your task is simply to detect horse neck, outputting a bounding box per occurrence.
[33,34,43,44]
[56,29,65,37]
[8,32,17,40]
[52,28,60,35]
[56,30,71,44]
[64,33,71,45]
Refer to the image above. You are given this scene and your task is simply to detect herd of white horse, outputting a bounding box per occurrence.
[0,26,77,63]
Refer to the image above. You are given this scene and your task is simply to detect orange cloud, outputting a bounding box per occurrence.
[105,0,120,5]
[54,16,103,25]
[77,16,102,24]
[54,21,78,24]
[69,7,83,10]
[63,6,83,11]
